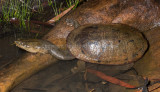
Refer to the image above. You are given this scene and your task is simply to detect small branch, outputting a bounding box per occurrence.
[87,68,147,92]
[87,68,136,88]
[23,88,47,91]
[47,5,75,24]
[10,18,54,27]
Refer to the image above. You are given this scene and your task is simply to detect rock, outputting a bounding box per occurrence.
[134,27,160,81]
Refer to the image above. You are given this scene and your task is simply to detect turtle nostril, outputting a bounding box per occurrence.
[14,41,19,44]
[15,41,23,46]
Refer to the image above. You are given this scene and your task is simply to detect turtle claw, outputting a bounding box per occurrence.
[138,78,149,92]
[127,77,149,92]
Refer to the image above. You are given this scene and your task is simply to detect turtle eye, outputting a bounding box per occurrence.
[26,45,30,48]
[20,42,23,45]
[23,45,26,48]
[35,46,40,49]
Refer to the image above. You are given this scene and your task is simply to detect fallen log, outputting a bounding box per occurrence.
[0,53,58,92]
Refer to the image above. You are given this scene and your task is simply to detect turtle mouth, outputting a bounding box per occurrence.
[15,41,24,48]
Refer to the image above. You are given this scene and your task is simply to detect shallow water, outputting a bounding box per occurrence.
[11,60,144,92]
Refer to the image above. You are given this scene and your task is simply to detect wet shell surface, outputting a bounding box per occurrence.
[67,24,148,65]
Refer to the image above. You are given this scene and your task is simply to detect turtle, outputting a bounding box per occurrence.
[15,20,148,65]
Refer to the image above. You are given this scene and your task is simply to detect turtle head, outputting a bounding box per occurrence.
[15,39,48,54]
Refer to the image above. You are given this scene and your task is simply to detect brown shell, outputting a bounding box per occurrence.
[67,24,148,65]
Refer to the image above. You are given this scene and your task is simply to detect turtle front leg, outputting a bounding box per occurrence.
[71,60,86,73]
[66,18,80,28]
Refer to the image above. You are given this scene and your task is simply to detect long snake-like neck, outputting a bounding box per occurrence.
[43,18,80,60]
[48,43,75,60]
[15,39,75,60]
[49,18,80,60]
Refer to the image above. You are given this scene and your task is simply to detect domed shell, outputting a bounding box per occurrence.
[67,24,148,65]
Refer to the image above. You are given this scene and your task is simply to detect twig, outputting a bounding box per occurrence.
[47,4,75,24]
[29,30,44,34]
[22,88,47,92]
[87,68,136,88]
[87,68,147,92]
[10,18,54,27]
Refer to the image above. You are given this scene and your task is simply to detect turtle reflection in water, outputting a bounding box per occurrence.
[15,23,148,65]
